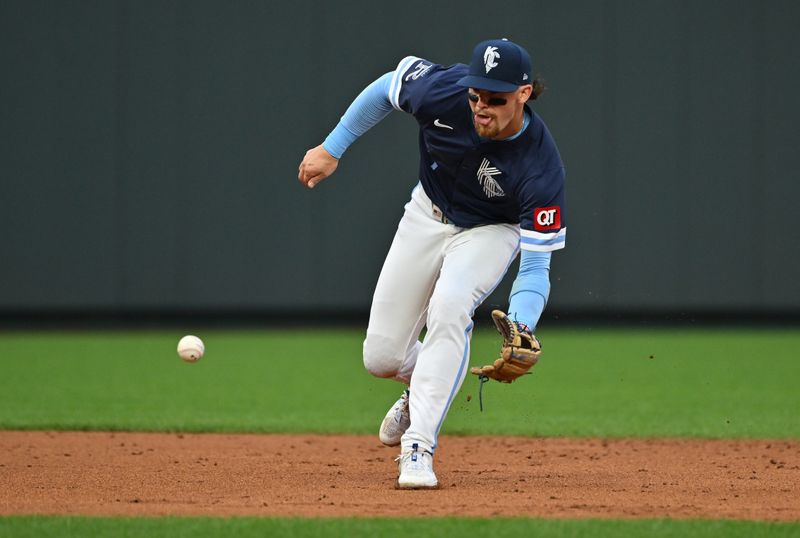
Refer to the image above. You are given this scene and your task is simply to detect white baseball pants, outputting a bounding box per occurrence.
[363,184,520,453]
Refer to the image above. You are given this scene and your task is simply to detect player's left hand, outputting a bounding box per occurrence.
[470,310,541,383]
[298,144,339,189]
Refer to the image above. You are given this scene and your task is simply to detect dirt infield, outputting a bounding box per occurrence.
[1,431,798,521]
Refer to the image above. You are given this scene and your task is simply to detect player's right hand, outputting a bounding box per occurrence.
[298,145,339,189]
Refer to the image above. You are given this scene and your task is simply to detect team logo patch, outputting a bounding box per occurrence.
[483,46,500,73]
[405,61,432,82]
[534,206,561,231]
[476,158,505,198]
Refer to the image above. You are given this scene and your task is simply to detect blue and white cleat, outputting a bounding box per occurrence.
[378,389,410,446]
[396,443,438,489]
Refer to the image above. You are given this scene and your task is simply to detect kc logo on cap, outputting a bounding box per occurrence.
[484,46,500,73]
[457,38,533,94]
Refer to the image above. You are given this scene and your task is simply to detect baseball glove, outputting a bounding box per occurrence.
[470,310,541,383]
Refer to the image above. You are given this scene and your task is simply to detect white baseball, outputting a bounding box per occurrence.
[177,335,204,363]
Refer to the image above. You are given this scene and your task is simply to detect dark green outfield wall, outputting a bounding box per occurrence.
[1,0,798,315]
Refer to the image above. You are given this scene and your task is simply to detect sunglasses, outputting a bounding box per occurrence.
[467,92,508,107]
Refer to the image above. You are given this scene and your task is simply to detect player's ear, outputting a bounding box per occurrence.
[518,85,533,103]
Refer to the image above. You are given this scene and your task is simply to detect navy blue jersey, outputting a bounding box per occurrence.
[389,56,566,252]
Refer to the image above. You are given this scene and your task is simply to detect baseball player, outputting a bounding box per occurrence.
[298,39,566,489]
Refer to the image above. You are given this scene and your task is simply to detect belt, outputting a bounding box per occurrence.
[431,204,450,224]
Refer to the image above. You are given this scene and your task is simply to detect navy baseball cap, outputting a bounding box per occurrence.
[457,38,533,93]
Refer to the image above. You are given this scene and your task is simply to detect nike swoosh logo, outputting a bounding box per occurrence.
[433,119,453,130]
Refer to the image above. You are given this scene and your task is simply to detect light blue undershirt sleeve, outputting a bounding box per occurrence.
[322,72,394,159]
[507,250,552,332]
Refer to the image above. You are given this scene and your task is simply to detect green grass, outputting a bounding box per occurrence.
[0,516,798,538]
[0,327,797,438]
[1,328,798,535]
